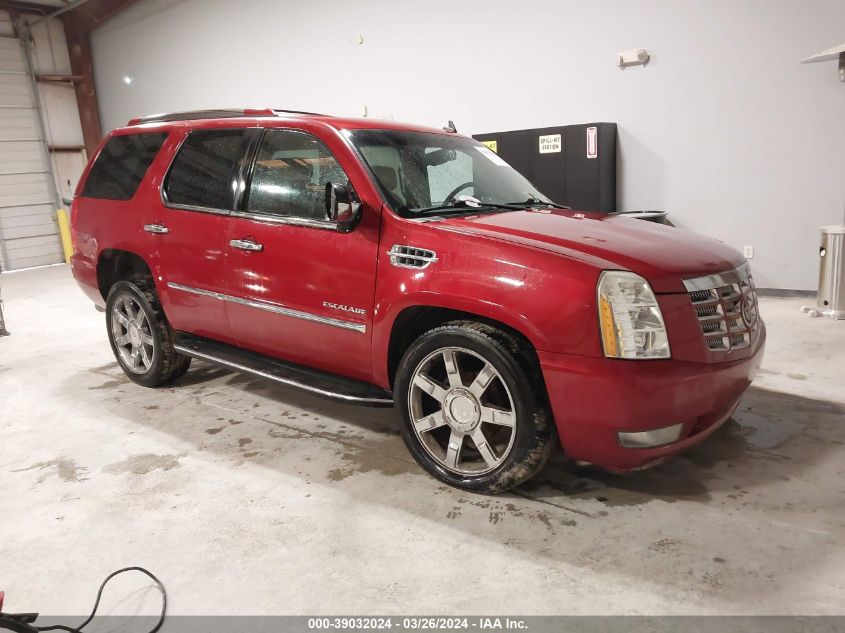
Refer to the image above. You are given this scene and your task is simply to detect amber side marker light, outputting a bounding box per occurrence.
[599,295,619,357]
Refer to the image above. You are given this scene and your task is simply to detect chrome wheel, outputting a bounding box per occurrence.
[110,294,154,374]
[408,347,516,475]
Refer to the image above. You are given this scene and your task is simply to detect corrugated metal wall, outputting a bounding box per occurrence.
[0,11,86,272]
[28,12,88,206]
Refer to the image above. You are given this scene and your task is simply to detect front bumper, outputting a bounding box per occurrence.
[539,323,766,471]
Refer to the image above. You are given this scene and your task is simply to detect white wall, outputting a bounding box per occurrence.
[91,0,845,290]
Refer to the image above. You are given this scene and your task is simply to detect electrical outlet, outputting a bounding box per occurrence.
[743,245,754,259]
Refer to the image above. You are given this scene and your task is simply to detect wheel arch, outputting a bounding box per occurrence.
[381,303,545,390]
[96,248,154,300]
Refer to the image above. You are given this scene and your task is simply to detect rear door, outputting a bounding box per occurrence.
[154,127,256,345]
[223,126,380,382]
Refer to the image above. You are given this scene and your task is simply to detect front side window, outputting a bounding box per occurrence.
[349,129,551,217]
[82,132,167,200]
[164,129,246,210]
[246,129,348,220]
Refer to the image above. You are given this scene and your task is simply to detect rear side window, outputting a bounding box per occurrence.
[163,129,246,210]
[81,132,167,200]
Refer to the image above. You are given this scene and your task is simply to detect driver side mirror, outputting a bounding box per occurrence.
[325,182,362,233]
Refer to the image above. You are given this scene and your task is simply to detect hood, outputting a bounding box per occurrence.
[438,209,745,293]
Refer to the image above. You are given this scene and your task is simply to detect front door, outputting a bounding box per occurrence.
[154,128,251,345]
[224,127,379,382]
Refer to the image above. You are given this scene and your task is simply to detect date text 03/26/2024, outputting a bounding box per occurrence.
[307,617,528,630]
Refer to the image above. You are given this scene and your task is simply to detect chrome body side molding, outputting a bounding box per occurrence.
[230,210,339,231]
[167,282,366,333]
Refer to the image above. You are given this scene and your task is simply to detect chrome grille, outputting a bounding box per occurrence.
[684,263,760,353]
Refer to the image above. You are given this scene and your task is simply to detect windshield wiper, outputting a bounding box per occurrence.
[409,200,524,215]
[506,197,571,209]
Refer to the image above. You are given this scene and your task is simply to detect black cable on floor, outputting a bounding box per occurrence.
[34,567,166,633]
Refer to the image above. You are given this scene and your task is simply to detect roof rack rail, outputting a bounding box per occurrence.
[126,108,329,126]
[127,109,271,126]
[273,108,331,117]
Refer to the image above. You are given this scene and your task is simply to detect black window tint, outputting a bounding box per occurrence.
[164,129,246,210]
[247,129,347,220]
[81,132,167,200]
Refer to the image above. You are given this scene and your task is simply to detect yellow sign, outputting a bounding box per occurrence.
[480,140,498,153]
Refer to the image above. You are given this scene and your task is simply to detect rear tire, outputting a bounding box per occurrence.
[168,354,192,382]
[394,320,556,493]
[105,278,189,387]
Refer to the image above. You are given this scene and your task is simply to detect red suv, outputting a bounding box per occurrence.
[70,108,765,492]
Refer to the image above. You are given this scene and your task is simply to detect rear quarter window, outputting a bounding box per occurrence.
[81,132,168,200]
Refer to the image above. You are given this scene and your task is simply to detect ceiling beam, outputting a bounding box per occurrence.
[0,1,57,15]
[60,0,142,155]
[60,10,101,155]
[28,0,94,25]
[61,0,139,30]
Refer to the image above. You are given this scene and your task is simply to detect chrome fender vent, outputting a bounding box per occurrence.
[388,245,438,269]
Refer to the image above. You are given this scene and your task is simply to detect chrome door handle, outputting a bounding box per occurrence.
[229,239,263,252]
[143,223,169,234]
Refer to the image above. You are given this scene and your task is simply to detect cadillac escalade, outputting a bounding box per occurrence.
[70,108,765,492]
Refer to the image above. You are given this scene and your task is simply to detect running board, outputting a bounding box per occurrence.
[173,332,394,407]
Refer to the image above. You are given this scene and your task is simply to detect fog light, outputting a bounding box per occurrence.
[618,423,684,448]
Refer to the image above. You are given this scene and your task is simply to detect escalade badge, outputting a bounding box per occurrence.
[323,301,367,316]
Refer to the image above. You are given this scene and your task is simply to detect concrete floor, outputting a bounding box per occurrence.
[1,264,844,615]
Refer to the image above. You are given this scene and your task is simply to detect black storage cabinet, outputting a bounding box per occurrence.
[472,122,617,213]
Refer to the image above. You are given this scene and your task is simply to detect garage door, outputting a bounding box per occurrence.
[0,34,61,272]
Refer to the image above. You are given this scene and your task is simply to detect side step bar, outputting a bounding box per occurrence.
[174,332,394,407]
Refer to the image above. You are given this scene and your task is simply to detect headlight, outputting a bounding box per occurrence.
[597,271,670,359]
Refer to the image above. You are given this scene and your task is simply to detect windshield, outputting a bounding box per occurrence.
[347,129,553,217]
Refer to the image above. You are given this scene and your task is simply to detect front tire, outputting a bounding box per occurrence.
[395,321,556,493]
[105,279,188,387]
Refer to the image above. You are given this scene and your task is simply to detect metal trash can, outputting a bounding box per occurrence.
[815,225,845,319]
